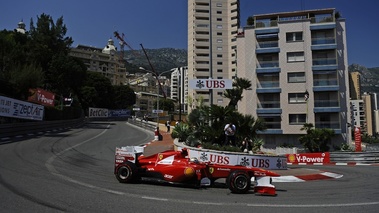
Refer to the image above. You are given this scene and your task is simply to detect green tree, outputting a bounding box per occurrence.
[155,98,175,112]
[247,16,254,26]
[48,54,87,96]
[113,85,136,109]
[81,72,114,109]
[28,14,73,76]
[223,77,252,109]
[299,123,335,152]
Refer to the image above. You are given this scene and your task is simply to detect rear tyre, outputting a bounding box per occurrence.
[116,161,139,183]
[226,170,251,194]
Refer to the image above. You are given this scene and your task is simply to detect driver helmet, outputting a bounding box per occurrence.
[190,157,199,164]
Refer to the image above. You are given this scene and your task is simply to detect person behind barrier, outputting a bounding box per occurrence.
[224,122,236,146]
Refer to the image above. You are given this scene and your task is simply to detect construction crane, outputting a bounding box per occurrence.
[113,31,166,98]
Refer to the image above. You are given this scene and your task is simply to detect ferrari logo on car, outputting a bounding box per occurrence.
[209,167,214,174]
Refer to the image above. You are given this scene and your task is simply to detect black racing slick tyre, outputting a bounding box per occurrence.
[226,170,251,194]
[116,161,139,183]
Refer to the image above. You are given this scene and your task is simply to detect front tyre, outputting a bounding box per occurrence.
[116,161,139,183]
[226,170,251,194]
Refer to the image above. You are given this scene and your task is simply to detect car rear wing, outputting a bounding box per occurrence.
[115,146,144,168]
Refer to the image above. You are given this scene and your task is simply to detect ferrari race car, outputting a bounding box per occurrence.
[114,146,280,195]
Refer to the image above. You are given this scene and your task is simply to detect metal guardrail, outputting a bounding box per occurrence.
[127,118,158,132]
[0,117,86,138]
[330,152,379,164]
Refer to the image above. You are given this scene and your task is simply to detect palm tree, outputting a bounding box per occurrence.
[223,77,252,109]
[299,123,335,152]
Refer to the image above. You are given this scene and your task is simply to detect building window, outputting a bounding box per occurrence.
[217,69,223,72]
[217,61,223,65]
[287,52,305,62]
[288,72,306,83]
[217,54,222,58]
[217,25,223,29]
[216,3,222,7]
[289,114,306,125]
[217,39,223,43]
[286,32,303,42]
[217,11,222,14]
[289,93,306,103]
[217,32,222,36]
[217,18,222,21]
[217,46,223,50]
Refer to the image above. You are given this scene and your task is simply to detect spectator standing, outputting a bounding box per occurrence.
[224,122,236,146]
[166,120,171,132]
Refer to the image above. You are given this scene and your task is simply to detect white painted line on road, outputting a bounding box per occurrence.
[45,124,126,196]
[141,196,168,201]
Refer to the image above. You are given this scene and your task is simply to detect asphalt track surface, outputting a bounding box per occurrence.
[0,121,378,213]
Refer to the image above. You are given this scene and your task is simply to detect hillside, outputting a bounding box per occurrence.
[123,48,187,75]
[349,64,379,93]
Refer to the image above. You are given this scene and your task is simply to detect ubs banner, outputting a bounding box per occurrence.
[187,149,287,170]
[0,96,44,121]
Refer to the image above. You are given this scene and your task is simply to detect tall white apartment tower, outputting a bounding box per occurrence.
[237,8,351,148]
[188,0,239,108]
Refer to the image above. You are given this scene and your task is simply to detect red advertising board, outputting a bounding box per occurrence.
[286,153,330,164]
[28,88,55,107]
[354,127,362,152]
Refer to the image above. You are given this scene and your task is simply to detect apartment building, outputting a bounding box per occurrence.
[236,8,350,148]
[171,67,189,114]
[69,38,126,85]
[188,0,239,108]
[349,71,361,100]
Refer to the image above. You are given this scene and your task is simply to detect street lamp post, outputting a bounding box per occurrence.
[139,67,174,127]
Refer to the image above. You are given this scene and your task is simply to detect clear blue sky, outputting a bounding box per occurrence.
[1,0,378,68]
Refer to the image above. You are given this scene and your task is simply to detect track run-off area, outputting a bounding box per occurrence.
[0,121,378,213]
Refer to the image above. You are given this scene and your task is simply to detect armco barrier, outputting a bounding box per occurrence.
[128,118,158,132]
[0,117,86,138]
[330,151,379,164]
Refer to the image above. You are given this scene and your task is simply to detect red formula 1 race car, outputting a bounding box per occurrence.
[114,146,280,195]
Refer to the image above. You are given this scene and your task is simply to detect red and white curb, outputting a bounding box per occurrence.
[272,171,343,182]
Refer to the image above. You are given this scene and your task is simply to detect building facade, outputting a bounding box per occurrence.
[171,66,189,114]
[349,71,361,100]
[188,0,239,108]
[69,38,126,85]
[237,8,350,148]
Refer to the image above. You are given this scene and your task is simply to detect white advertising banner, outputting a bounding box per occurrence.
[188,149,287,170]
[88,107,108,118]
[189,79,233,90]
[0,95,44,121]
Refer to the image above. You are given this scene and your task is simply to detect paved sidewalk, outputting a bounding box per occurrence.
[142,132,175,157]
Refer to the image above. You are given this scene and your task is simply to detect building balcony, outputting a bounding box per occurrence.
[312,58,337,66]
[311,37,336,45]
[313,79,339,91]
[256,88,281,93]
[256,60,279,68]
[315,121,340,129]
